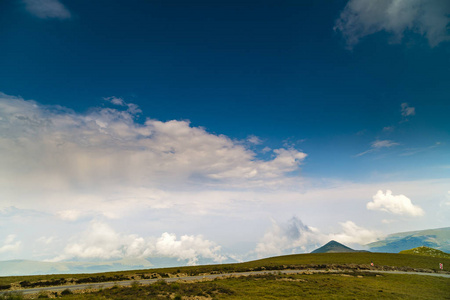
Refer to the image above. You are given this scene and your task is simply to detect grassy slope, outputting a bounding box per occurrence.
[400,246,450,259]
[1,252,449,287]
[54,273,450,300]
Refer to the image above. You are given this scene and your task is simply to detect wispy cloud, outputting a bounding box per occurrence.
[0,235,21,254]
[356,139,399,157]
[23,0,71,20]
[367,190,424,216]
[103,96,142,115]
[335,0,450,49]
[400,102,416,122]
[400,142,441,156]
[247,135,262,145]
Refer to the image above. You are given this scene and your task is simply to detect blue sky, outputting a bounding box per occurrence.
[0,0,449,269]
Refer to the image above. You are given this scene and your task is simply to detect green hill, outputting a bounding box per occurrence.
[1,252,450,288]
[400,246,450,259]
[367,227,450,253]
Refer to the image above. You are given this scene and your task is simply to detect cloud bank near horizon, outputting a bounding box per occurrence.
[0,92,448,265]
[254,217,381,257]
[50,221,226,265]
[0,93,307,216]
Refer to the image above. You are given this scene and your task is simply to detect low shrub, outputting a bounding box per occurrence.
[61,288,73,295]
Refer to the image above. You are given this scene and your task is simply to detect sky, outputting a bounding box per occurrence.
[0,0,449,267]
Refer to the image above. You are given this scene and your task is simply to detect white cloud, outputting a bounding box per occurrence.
[0,93,306,189]
[254,217,379,257]
[367,190,425,216]
[327,221,382,245]
[36,236,56,245]
[247,135,262,145]
[0,235,21,254]
[262,146,271,153]
[400,142,440,156]
[255,217,319,257]
[441,191,450,207]
[52,221,225,265]
[0,93,307,217]
[56,210,83,221]
[371,140,399,148]
[381,219,396,224]
[401,102,416,117]
[356,139,399,156]
[103,96,142,115]
[104,96,125,106]
[23,0,71,20]
[154,232,225,265]
[335,0,450,48]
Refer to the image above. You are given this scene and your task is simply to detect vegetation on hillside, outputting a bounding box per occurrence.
[22,272,450,300]
[400,246,450,259]
[0,252,449,297]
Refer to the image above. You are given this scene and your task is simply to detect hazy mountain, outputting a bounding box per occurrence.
[0,256,240,276]
[311,240,361,253]
[367,227,450,253]
[0,258,153,276]
[400,246,450,259]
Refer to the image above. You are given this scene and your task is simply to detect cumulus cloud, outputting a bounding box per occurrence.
[356,139,399,156]
[335,0,450,48]
[0,235,21,254]
[154,233,225,265]
[254,217,379,257]
[367,190,425,216]
[52,221,225,265]
[0,93,306,188]
[327,221,382,245]
[23,0,71,20]
[255,217,319,257]
[0,93,307,216]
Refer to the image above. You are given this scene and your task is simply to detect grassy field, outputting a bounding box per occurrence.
[400,246,450,259]
[0,252,449,298]
[6,272,448,299]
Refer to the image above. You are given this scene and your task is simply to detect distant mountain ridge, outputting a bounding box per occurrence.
[0,258,153,276]
[367,227,450,253]
[311,240,366,254]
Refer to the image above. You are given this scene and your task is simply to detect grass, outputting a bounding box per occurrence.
[0,252,449,291]
[53,272,450,299]
[400,246,450,259]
